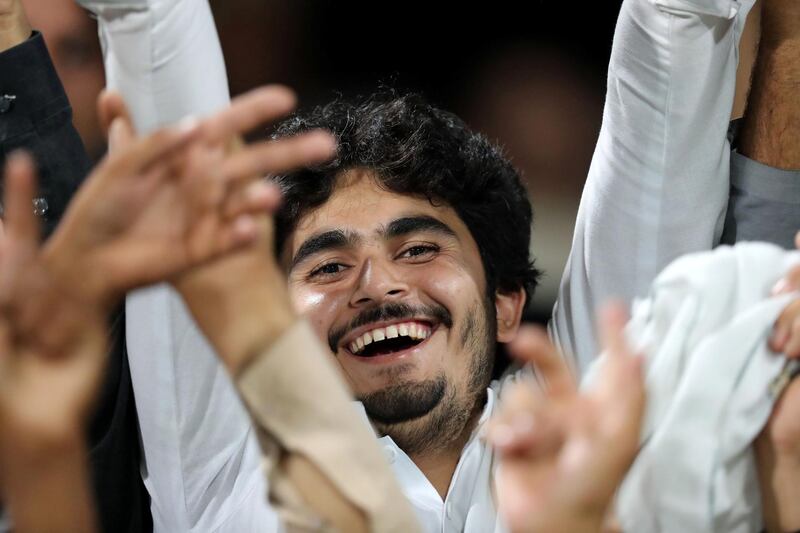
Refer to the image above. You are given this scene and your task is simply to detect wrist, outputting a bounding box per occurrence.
[176,258,297,376]
[215,283,296,376]
[0,409,84,468]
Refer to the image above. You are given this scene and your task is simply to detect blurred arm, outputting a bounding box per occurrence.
[75,0,276,530]
[552,0,756,371]
[0,429,97,533]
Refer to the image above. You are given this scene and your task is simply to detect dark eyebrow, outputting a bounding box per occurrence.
[290,230,359,271]
[383,216,458,240]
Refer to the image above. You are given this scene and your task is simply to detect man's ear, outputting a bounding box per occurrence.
[495,287,526,343]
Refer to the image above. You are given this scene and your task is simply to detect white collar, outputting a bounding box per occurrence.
[352,385,504,532]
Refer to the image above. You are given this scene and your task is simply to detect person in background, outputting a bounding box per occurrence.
[22,0,105,160]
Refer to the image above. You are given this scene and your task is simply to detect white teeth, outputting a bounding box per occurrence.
[347,322,434,354]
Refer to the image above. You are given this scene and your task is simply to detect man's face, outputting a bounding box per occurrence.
[285,169,497,454]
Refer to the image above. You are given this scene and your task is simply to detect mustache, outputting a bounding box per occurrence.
[328,302,453,353]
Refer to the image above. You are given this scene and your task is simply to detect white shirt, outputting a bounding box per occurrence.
[368,386,503,533]
[78,0,756,531]
[551,0,756,371]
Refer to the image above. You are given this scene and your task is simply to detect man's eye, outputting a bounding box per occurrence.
[399,245,438,259]
[309,262,346,278]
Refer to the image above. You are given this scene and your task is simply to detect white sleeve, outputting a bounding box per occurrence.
[550,0,756,372]
[82,0,229,132]
[76,1,281,531]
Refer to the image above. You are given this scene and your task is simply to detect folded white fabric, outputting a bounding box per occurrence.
[585,242,799,532]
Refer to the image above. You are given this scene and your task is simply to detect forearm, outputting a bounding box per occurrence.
[738,1,800,169]
[176,254,296,377]
[78,1,271,529]
[80,0,230,133]
[1,431,97,533]
[234,320,421,532]
[554,0,756,369]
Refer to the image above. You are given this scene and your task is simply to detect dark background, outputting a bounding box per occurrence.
[27,0,628,320]
[213,0,626,320]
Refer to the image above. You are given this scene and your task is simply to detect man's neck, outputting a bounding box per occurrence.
[408,402,485,499]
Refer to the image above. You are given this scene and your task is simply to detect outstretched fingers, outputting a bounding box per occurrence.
[220,130,336,185]
[199,85,297,144]
[102,119,200,181]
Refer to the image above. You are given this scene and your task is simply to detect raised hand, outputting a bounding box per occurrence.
[73,87,334,374]
[486,305,645,533]
[0,154,103,533]
[43,88,334,306]
[0,154,106,431]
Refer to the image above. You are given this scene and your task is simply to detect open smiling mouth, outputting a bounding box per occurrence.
[346,322,434,358]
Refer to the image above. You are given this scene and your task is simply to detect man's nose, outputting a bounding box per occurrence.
[349,258,409,307]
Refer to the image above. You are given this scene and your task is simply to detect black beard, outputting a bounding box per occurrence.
[359,298,497,456]
[359,377,446,425]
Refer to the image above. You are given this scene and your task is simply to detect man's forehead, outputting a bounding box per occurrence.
[292,209,456,251]
[293,175,452,241]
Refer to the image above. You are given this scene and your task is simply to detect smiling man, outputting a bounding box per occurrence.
[272,98,537,503]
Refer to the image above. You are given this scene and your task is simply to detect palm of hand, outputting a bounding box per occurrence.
[50,125,266,299]
[83,145,240,288]
[490,310,644,533]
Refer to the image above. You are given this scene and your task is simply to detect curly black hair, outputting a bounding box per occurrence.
[272,91,540,305]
